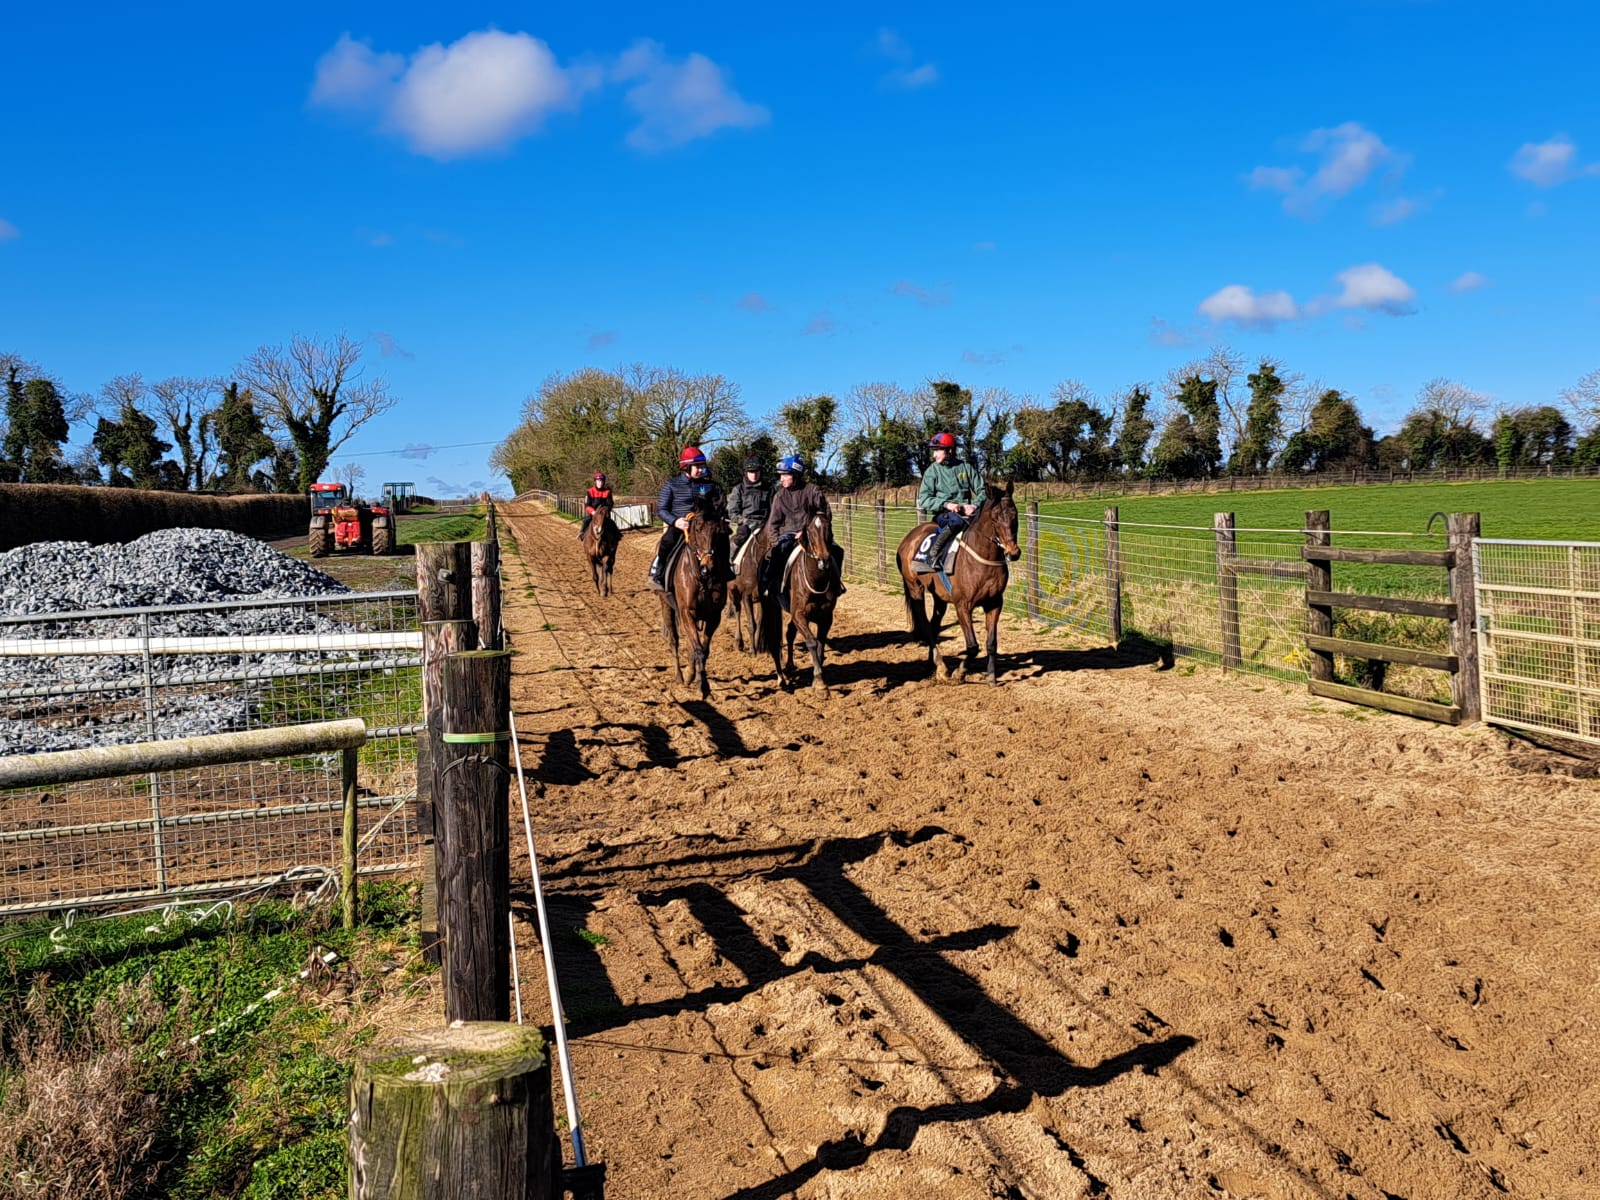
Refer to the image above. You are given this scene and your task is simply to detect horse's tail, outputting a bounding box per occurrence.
[902,571,923,634]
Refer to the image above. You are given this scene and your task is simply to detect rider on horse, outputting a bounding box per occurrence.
[649,446,724,591]
[760,455,845,602]
[726,456,772,558]
[576,470,614,539]
[914,432,985,572]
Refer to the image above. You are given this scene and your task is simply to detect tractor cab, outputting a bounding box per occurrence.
[307,481,394,558]
[309,481,351,513]
[381,481,415,513]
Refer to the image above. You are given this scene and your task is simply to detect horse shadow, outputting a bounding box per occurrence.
[520,826,1201,1196]
[1002,636,1174,679]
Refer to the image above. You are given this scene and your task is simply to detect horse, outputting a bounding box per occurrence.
[762,511,842,694]
[895,482,1021,684]
[658,497,731,699]
[581,497,620,597]
[725,525,770,654]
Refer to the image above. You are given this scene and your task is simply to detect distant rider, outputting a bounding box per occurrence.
[726,456,772,559]
[648,446,724,591]
[577,471,614,539]
[914,432,984,572]
[760,455,845,599]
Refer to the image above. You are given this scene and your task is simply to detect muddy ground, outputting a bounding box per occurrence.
[485,507,1596,1200]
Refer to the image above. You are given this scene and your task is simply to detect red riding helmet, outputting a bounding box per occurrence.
[679,446,707,467]
[594,471,606,482]
[928,431,956,450]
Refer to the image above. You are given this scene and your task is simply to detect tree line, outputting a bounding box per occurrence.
[0,335,396,495]
[493,352,1600,496]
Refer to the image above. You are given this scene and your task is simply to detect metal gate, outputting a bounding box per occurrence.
[1474,538,1600,746]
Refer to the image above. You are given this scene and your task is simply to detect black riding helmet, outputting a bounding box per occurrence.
[743,456,762,473]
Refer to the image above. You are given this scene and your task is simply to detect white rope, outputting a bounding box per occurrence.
[509,910,524,1025]
[509,706,588,1169]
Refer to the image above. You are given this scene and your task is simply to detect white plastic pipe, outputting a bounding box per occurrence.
[509,707,587,1168]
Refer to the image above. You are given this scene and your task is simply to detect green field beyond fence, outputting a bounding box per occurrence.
[1039,478,1600,543]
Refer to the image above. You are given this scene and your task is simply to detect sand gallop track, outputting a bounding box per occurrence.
[497,504,1598,1200]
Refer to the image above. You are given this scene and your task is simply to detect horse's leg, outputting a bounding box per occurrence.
[930,594,949,678]
[983,600,1002,684]
[951,597,979,681]
[804,603,831,694]
[661,594,684,682]
[699,603,720,700]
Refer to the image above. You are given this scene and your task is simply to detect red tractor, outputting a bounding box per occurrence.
[308,482,395,557]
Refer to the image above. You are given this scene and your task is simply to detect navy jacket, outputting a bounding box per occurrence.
[657,472,724,524]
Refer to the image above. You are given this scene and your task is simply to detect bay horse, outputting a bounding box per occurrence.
[581,497,620,597]
[762,512,842,694]
[658,497,730,699]
[726,525,770,654]
[895,482,1021,684]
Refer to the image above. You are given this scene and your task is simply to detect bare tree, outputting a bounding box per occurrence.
[98,372,147,417]
[1561,366,1600,432]
[150,376,223,490]
[840,381,915,441]
[238,333,398,491]
[337,461,368,499]
[1415,377,1490,428]
[623,363,744,481]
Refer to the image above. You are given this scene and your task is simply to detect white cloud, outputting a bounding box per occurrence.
[370,331,414,359]
[1248,122,1402,217]
[310,30,594,158]
[874,27,939,89]
[400,444,436,460]
[802,313,836,336]
[736,292,773,313]
[1449,271,1491,293]
[1196,285,1300,328]
[1371,195,1424,225]
[891,279,952,307]
[613,39,769,151]
[1195,263,1417,328]
[1327,263,1416,315]
[0,218,18,241]
[961,349,1004,366]
[971,240,996,252]
[1508,135,1600,187]
[587,331,618,349]
[1148,316,1196,348]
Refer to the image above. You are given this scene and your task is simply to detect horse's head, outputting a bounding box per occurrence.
[802,510,833,563]
[981,481,1021,562]
[683,496,729,580]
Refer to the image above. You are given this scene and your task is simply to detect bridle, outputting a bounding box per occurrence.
[956,502,1020,568]
[796,514,836,596]
[682,511,723,584]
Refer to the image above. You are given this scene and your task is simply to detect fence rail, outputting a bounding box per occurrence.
[0,590,422,914]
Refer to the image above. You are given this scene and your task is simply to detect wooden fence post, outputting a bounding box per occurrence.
[472,538,502,651]
[349,1022,557,1200]
[875,498,887,584]
[1447,512,1482,724]
[1305,511,1334,683]
[844,496,854,573]
[415,542,473,965]
[1105,506,1122,648]
[438,649,512,1022]
[1025,501,1040,621]
[1215,512,1241,670]
[422,619,476,968]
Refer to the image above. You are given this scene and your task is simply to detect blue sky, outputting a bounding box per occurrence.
[3,2,1597,494]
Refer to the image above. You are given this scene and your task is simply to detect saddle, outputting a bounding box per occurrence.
[912,529,964,575]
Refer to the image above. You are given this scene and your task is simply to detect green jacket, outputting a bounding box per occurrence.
[918,457,984,517]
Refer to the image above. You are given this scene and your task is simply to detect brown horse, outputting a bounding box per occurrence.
[581,498,620,597]
[762,512,842,694]
[658,498,730,699]
[895,482,1021,684]
[726,525,770,654]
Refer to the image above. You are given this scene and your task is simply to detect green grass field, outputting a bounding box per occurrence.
[395,510,486,545]
[1038,477,1598,542]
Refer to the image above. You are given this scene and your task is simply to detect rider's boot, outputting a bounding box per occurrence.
[647,556,665,591]
[832,546,847,594]
[922,528,953,573]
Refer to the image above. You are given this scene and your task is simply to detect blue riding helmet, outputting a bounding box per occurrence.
[778,455,805,474]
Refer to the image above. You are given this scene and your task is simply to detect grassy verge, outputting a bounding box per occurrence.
[396,510,486,546]
[0,881,430,1200]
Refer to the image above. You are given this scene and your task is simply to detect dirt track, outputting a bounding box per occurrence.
[497,506,1599,1200]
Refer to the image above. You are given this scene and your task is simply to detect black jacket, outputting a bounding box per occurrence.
[727,480,772,528]
[657,472,724,524]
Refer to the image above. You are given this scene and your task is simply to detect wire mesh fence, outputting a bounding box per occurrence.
[1474,539,1600,746]
[831,498,1466,688]
[0,591,422,914]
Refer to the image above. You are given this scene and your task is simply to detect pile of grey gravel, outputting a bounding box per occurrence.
[0,530,361,756]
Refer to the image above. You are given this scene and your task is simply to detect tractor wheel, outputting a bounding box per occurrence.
[309,525,330,558]
[371,521,393,556]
